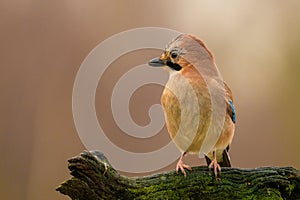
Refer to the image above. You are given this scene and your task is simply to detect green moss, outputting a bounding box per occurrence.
[57,151,300,200]
[285,182,295,196]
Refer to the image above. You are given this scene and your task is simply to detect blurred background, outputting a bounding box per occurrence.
[1,0,300,199]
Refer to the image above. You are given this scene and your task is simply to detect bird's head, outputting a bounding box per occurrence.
[148,34,216,76]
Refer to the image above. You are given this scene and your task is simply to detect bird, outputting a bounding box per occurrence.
[148,34,236,177]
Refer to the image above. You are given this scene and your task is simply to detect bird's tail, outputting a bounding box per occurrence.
[205,148,231,167]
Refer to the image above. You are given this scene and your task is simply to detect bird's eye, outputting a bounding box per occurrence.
[171,52,178,59]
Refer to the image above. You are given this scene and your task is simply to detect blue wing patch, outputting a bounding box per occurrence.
[228,100,236,123]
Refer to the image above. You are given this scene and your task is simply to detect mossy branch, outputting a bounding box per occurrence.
[56,151,300,199]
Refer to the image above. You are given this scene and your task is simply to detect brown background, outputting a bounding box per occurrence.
[1,1,300,200]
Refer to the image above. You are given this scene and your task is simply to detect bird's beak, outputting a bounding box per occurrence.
[148,57,166,67]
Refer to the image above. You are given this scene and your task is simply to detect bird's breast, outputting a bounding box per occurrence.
[161,72,211,153]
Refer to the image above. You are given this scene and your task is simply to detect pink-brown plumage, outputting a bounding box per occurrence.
[149,34,236,177]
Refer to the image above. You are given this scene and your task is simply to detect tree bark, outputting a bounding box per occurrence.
[56,151,300,200]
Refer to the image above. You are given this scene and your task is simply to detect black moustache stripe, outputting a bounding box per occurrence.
[166,61,182,71]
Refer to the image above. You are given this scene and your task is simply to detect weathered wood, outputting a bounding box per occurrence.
[56,151,300,200]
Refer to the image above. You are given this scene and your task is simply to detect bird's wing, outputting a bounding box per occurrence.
[204,81,235,168]
[224,82,236,124]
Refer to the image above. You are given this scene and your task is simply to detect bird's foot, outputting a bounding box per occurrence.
[176,158,192,177]
[209,158,221,178]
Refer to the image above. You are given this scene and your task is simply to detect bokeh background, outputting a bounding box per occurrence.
[1,0,300,199]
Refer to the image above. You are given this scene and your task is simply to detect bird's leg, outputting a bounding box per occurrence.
[176,152,192,176]
[209,150,221,177]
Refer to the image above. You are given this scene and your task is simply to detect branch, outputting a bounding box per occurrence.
[56,151,300,200]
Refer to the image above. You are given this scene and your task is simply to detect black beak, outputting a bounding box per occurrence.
[148,57,166,67]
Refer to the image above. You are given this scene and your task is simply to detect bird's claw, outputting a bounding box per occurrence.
[209,159,221,178]
[176,159,192,177]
